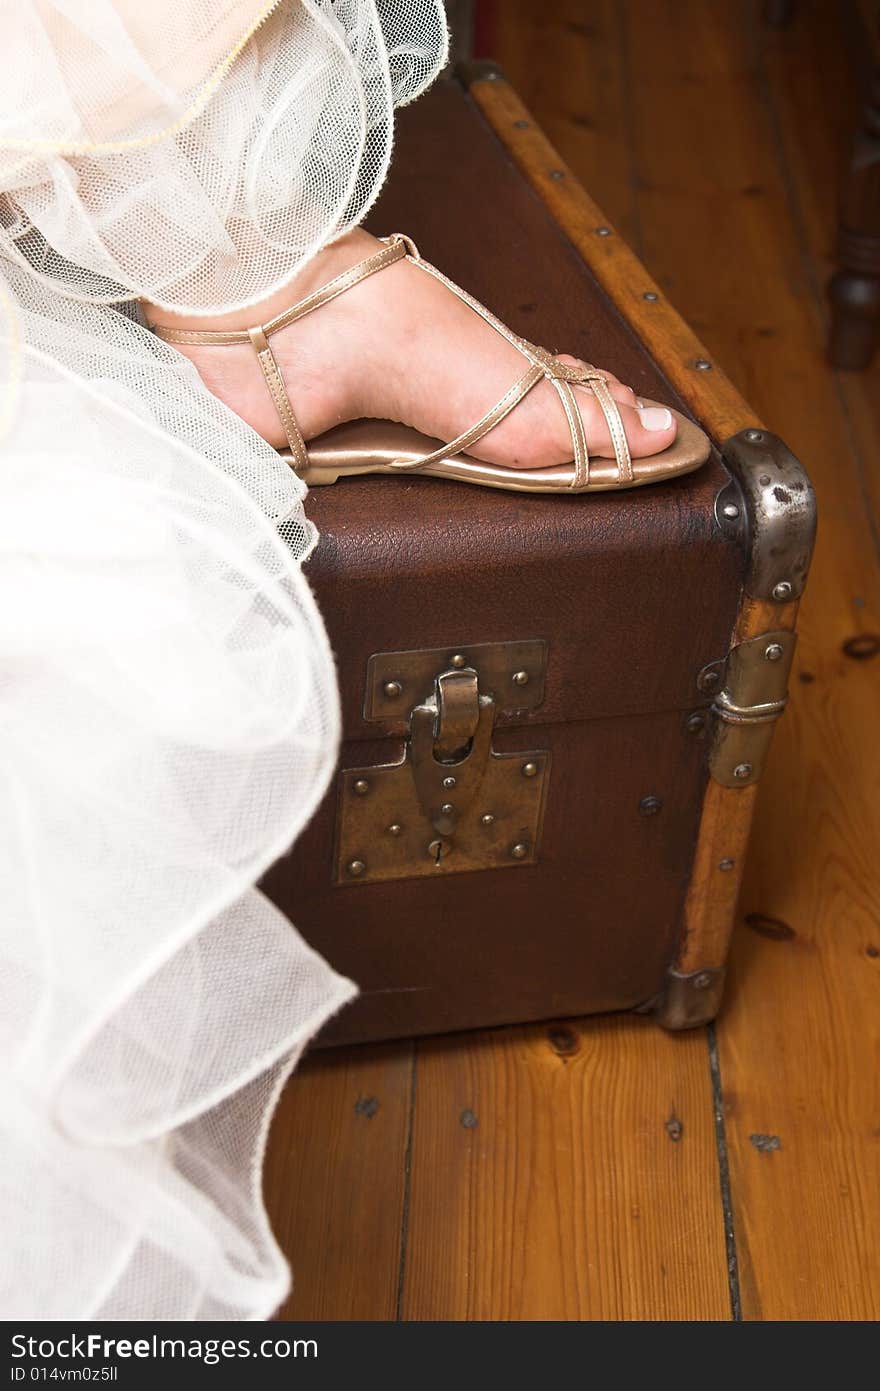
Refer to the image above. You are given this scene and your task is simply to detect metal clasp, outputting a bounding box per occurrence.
[433,668,482,757]
[411,668,495,836]
[335,641,550,885]
[709,629,797,787]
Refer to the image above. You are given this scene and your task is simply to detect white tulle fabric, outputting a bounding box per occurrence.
[0,0,447,1319]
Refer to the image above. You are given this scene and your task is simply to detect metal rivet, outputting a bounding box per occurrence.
[353,779,370,796]
[387,824,402,837]
[759,474,772,487]
[697,667,722,694]
[733,763,753,780]
[596,226,612,237]
[693,971,713,990]
[639,795,663,816]
[440,802,455,816]
[744,428,764,443]
[685,712,706,734]
[382,679,403,698]
[512,669,530,686]
[449,654,466,669]
[718,858,735,871]
[481,813,495,826]
[772,581,793,602]
[442,775,457,789]
[722,503,740,520]
[764,643,784,662]
[550,169,565,180]
[510,842,529,859]
[522,761,538,778]
[694,358,712,371]
[643,291,659,302]
[347,859,366,877]
[514,119,529,129]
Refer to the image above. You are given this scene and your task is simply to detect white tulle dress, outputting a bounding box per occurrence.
[0,0,447,1319]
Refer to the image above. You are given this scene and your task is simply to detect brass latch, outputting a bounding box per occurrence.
[335,641,550,884]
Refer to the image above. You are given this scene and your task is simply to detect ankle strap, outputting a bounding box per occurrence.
[151,235,417,348]
[259,234,418,339]
[150,234,418,468]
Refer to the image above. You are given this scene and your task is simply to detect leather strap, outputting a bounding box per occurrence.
[247,325,309,470]
[550,378,590,488]
[389,363,545,470]
[588,373,633,484]
[259,236,411,338]
[152,236,411,347]
[397,258,632,485]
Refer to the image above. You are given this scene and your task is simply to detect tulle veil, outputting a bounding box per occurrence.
[0,0,447,1319]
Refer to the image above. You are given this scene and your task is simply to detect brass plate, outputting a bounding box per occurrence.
[717,629,796,716]
[364,640,547,728]
[335,748,550,885]
[709,629,797,788]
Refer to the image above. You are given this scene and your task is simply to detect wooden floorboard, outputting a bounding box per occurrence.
[730,2,880,1321]
[400,1017,730,1321]
[263,0,879,1320]
[608,0,880,1320]
[264,1042,414,1320]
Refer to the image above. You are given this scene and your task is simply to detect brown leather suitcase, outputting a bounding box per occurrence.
[261,66,816,1047]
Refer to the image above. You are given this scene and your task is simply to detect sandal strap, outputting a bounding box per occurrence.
[247,324,310,469]
[586,371,633,484]
[528,344,632,485]
[388,362,546,471]
[259,235,414,338]
[151,236,412,347]
[549,377,589,488]
[396,259,632,486]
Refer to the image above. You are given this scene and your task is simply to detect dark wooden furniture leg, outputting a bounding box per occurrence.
[443,0,476,65]
[828,70,880,369]
[763,0,795,26]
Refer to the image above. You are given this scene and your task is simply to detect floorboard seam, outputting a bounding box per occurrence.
[707,1023,742,1321]
[395,1043,418,1321]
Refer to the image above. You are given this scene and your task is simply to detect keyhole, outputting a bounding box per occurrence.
[428,838,450,866]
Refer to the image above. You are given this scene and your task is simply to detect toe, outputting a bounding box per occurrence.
[558,354,639,409]
[581,394,678,460]
[620,400,678,458]
[609,380,639,409]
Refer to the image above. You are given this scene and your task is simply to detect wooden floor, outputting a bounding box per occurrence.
[264,0,880,1320]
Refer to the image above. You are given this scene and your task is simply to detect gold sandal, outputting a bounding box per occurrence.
[152,234,710,493]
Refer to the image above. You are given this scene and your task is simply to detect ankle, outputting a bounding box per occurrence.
[143,227,381,336]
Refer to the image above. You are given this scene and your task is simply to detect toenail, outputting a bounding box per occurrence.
[640,406,673,431]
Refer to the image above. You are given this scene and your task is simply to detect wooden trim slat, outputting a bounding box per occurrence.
[464,68,802,995]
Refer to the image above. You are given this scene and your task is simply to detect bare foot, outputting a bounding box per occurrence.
[144,228,677,469]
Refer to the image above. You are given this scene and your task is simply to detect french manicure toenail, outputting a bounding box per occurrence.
[640,406,672,431]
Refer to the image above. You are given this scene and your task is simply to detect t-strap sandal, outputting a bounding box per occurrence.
[152,234,710,493]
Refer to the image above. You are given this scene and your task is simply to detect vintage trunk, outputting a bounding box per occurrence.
[261,67,816,1047]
